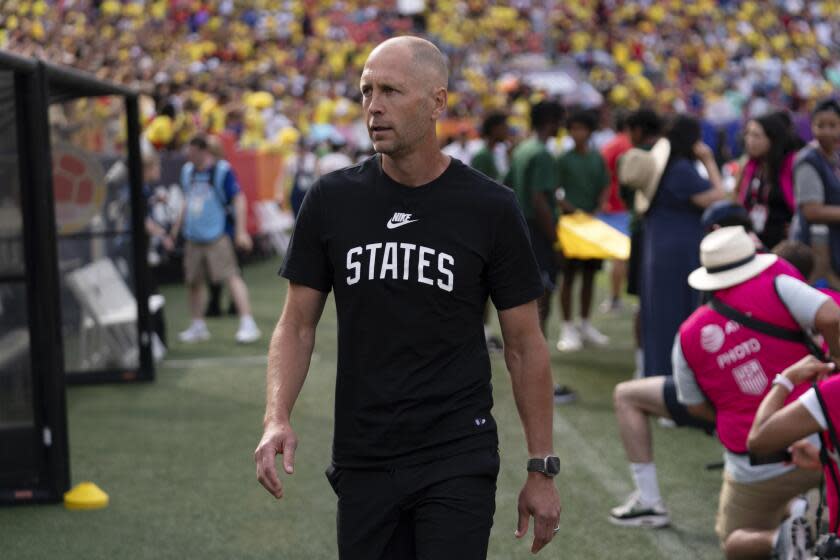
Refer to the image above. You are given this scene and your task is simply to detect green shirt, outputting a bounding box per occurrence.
[556,149,608,213]
[470,145,500,181]
[506,137,558,221]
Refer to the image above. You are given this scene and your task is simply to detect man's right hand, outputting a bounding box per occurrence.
[781,355,834,386]
[693,141,714,163]
[254,422,298,499]
[515,473,562,553]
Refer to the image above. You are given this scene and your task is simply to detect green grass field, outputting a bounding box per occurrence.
[1,258,726,559]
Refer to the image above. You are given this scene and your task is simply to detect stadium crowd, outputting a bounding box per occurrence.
[9,1,840,559]
[4,0,840,155]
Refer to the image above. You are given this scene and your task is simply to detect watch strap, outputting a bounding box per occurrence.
[527,456,560,477]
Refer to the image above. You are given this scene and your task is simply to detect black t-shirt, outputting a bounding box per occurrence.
[280,155,543,468]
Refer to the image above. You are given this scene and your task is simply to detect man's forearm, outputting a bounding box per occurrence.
[802,203,840,225]
[264,319,317,426]
[234,193,248,236]
[505,337,555,456]
[815,301,840,358]
[747,387,788,454]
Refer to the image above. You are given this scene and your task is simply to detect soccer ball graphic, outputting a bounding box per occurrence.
[52,144,106,235]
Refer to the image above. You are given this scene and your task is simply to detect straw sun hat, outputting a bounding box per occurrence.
[687,226,777,291]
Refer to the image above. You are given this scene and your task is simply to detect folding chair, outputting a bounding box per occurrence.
[65,258,140,370]
[255,202,294,257]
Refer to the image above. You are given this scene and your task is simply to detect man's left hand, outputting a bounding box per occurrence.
[235,231,253,252]
[789,440,822,471]
[515,473,561,554]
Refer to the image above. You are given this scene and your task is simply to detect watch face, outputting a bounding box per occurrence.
[546,456,560,475]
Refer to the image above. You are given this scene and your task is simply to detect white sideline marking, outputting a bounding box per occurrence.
[553,413,696,559]
[161,354,320,369]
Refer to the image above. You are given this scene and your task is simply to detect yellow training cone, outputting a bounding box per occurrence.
[64,482,109,510]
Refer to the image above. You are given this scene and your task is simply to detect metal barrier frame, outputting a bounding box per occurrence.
[0,50,153,503]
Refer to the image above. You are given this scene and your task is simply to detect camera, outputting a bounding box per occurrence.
[814,533,840,559]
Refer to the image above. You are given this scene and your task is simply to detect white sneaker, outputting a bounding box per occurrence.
[235,321,261,344]
[657,417,677,429]
[178,322,210,343]
[579,322,610,347]
[774,512,812,560]
[557,324,583,352]
[609,491,670,528]
[599,298,624,314]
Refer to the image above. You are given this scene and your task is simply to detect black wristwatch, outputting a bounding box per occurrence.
[527,456,561,477]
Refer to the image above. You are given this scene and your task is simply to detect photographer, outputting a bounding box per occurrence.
[673,226,840,559]
[749,356,840,559]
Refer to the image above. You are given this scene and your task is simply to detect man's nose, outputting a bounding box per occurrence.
[366,92,384,115]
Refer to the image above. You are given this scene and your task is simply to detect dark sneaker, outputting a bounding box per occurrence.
[609,491,671,528]
[553,384,578,405]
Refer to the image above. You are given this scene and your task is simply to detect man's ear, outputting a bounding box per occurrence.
[431,87,447,120]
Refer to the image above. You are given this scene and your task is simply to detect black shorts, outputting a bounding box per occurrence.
[626,227,643,296]
[527,221,557,292]
[662,376,715,434]
[326,447,500,560]
[561,258,603,274]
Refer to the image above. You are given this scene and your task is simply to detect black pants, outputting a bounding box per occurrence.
[326,448,499,560]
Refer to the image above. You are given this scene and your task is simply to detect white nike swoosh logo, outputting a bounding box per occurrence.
[386,219,419,229]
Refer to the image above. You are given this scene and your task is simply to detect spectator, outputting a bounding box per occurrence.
[288,138,320,217]
[506,100,575,404]
[796,100,840,280]
[470,112,509,182]
[173,135,260,344]
[506,101,563,331]
[441,123,475,163]
[640,115,725,378]
[318,137,354,176]
[142,148,175,269]
[204,135,238,317]
[599,110,633,313]
[470,111,511,353]
[737,113,796,249]
[141,147,171,350]
[621,108,663,377]
[555,108,610,352]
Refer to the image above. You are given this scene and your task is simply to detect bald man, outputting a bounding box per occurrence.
[255,36,561,559]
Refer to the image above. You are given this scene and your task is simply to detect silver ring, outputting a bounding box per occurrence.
[553,524,560,533]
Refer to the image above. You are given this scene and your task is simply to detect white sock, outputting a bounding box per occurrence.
[563,321,575,331]
[630,462,662,506]
[579,319,591,329]
[192,319,206,329]
[240,315,256,328]
[633,348,644,379]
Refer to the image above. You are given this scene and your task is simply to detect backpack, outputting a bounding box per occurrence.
[181,160,235,231]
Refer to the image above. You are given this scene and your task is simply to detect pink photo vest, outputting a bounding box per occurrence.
[679,259,811,454]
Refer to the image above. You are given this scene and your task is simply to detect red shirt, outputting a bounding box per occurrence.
[600,132,633,213]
